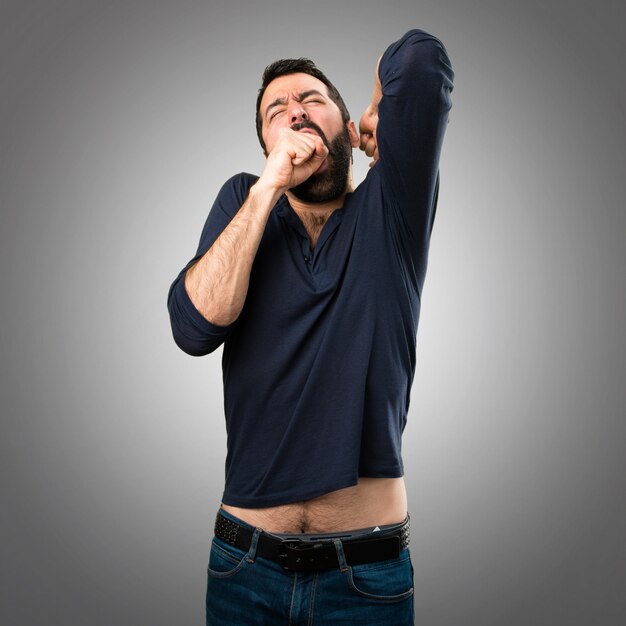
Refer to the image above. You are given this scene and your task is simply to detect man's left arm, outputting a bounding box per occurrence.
[359,30,454,248]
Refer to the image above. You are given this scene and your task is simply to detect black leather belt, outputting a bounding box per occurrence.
[214,510,410,572]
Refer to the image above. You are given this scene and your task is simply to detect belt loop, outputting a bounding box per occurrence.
[332,538,349,573]
[246,527,262,563]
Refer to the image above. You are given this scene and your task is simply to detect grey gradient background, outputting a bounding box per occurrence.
[2,0,625,624]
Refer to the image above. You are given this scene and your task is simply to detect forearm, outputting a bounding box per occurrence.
[184,179,281,326]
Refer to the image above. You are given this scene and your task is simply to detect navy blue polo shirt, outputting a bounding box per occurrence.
[168,29,454,507]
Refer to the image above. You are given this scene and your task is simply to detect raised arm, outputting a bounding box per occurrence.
[359,29,454,242]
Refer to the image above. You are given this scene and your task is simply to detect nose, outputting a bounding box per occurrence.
[290,105,308,124]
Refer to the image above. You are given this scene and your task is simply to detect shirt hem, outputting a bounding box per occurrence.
[221,473,361,508]
[221,468,404,508]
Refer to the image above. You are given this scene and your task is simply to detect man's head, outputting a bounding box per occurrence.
[256,58,359,203]
[256,58,350,152]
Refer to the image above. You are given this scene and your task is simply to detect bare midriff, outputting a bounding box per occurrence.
[221,477,407,534]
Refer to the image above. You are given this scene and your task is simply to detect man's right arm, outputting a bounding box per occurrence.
[168,128,327,355]
[184,180,281,327]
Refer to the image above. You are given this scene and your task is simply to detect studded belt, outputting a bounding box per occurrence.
[214,510,410,572]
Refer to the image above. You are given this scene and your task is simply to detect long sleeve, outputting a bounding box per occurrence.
[374,29,454,294]
[167,173,254,356]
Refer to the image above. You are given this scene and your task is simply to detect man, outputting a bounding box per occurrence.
[168,28,453,625]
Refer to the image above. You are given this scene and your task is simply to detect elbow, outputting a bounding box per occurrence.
[168,310,229,356]
[171,328,220,357]
[167,276,232,357]
[387,31,454,106]
[421,36,454,102]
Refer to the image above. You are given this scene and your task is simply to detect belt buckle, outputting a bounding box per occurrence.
[278,538,303,570]
[279,539,332,571]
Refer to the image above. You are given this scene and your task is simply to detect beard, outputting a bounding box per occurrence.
[289,121,353,203]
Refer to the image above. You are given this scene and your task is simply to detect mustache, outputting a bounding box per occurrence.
[290,121,334,155]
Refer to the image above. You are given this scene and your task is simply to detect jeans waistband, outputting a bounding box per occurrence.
[219,506,408,539]
[215,507,410,571]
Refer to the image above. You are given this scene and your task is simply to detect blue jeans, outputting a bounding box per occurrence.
[206,507,414,625]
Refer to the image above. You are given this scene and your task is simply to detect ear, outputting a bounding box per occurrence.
[346,120,360,148]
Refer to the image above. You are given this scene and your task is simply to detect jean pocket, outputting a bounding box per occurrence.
[207,537,248,578]
[345,548,414,602]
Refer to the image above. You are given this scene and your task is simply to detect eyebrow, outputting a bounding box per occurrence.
[264,89,326,120]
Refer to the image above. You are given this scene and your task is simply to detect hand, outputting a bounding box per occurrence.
[260,128,329,194]
[359,103,379,167]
